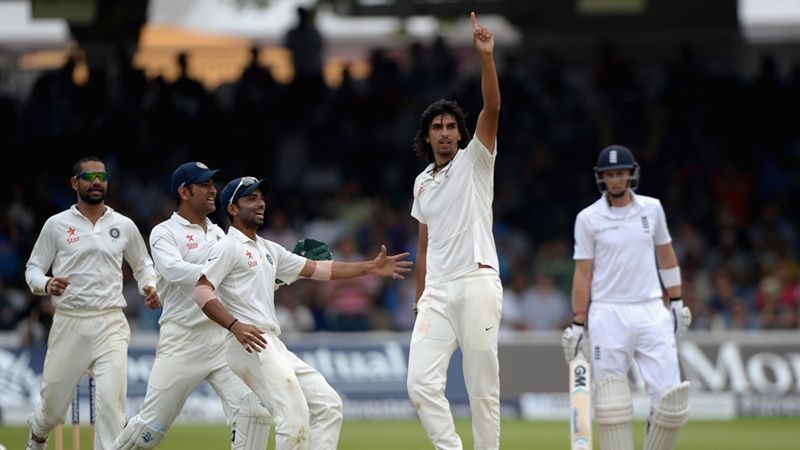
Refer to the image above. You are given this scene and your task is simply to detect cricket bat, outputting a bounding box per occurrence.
[569,356,592,450]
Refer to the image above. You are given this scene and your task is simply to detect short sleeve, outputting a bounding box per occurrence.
[274,245,306,285]
[653,201,672,246]
[573,213,594,260]
[201,239,237,289]
[411,178,426,223]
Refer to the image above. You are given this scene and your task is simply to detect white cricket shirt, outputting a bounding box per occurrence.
[411,137,499,284]
[201,226,306,335]
[25,205,156,310]
[150,212,226,328]
[573,192,672,304]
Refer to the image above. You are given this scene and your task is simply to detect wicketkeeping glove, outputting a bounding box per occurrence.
[561,322,589,363]
[276,239,333,288]
[292,238,332,261]
[670,298,692,340]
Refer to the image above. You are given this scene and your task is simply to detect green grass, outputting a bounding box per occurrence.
[1,418,797,449]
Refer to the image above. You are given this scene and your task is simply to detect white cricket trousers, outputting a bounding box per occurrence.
[132,321,252,431]
[588,300,682,405]
[407,268,503,450]
[226,330,343,450]
[30,308,130,450]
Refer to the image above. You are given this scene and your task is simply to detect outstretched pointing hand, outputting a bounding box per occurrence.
[471,12,494,54]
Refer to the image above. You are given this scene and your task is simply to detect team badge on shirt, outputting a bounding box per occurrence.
[66,227,80,244]
[246,250,258,268]
[266,254,274,265]
[186,234,198,250]
[109,228,120,239]
[641,216,650,233]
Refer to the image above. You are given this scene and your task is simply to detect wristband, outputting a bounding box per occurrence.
[311,260,333,280]
[669,297,683,303]
[226,318,239,331]
[572,320,585,327]
[659,266,681,288]
[45,278,52,293]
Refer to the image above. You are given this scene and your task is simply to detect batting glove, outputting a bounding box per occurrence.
[292,238,333,261]
[561,322,589,363]
[670,298,692,340]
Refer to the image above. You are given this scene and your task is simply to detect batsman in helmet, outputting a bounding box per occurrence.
[561,145,693,450]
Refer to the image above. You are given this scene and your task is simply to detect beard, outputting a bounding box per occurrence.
[79,188,105,205]
[240,210,265,229]
[608,189,627,198]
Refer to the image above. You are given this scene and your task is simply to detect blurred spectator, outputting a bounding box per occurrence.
[501,269,529,331]
[707,269,755,330]
[284,6,324,82]
[518,271,571,331]
[0,276,29,331]
[320,236,381,331]
[275,284,316,334]
[259,210,301,251]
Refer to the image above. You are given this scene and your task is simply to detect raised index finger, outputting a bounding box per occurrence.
[470,11,478,31]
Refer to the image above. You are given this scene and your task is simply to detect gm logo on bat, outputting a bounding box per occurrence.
[573,364,588,389]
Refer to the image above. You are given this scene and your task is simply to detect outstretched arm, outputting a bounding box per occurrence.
[298,245,412,280]
[471,11,500,153]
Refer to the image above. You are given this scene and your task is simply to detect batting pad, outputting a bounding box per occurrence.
[232,392,271,450]
[642,381,690,450]
[594,376,634,450]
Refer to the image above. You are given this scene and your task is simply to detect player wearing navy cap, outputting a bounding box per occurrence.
[112,162,271,450]
[192,175,412,450]
[562,145,692,450]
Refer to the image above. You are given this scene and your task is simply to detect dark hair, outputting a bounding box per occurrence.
[72,156,104,176]
[412,99,470,163]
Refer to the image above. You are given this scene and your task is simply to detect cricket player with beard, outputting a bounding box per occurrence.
[112,162,271,450]
[561,145,693,450]
[25,156,161,450]
[406,12,502,450]
[191,176,412,450]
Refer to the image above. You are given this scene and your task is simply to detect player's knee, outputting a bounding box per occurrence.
[237,392,271,419]
[595,376,633,425]
[407,376,441,404]
[642,381,690,450]
[651,381,690,428]
[317,391,343,425]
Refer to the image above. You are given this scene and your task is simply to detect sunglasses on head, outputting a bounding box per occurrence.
[76,171,109,182]
[228,176,259,206]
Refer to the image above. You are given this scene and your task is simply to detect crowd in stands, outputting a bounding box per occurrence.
[1,25,799,345]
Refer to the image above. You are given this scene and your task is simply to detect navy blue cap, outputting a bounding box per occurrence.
[220,176,270,207]
[594,145,638,173]
[170,162,222,195]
